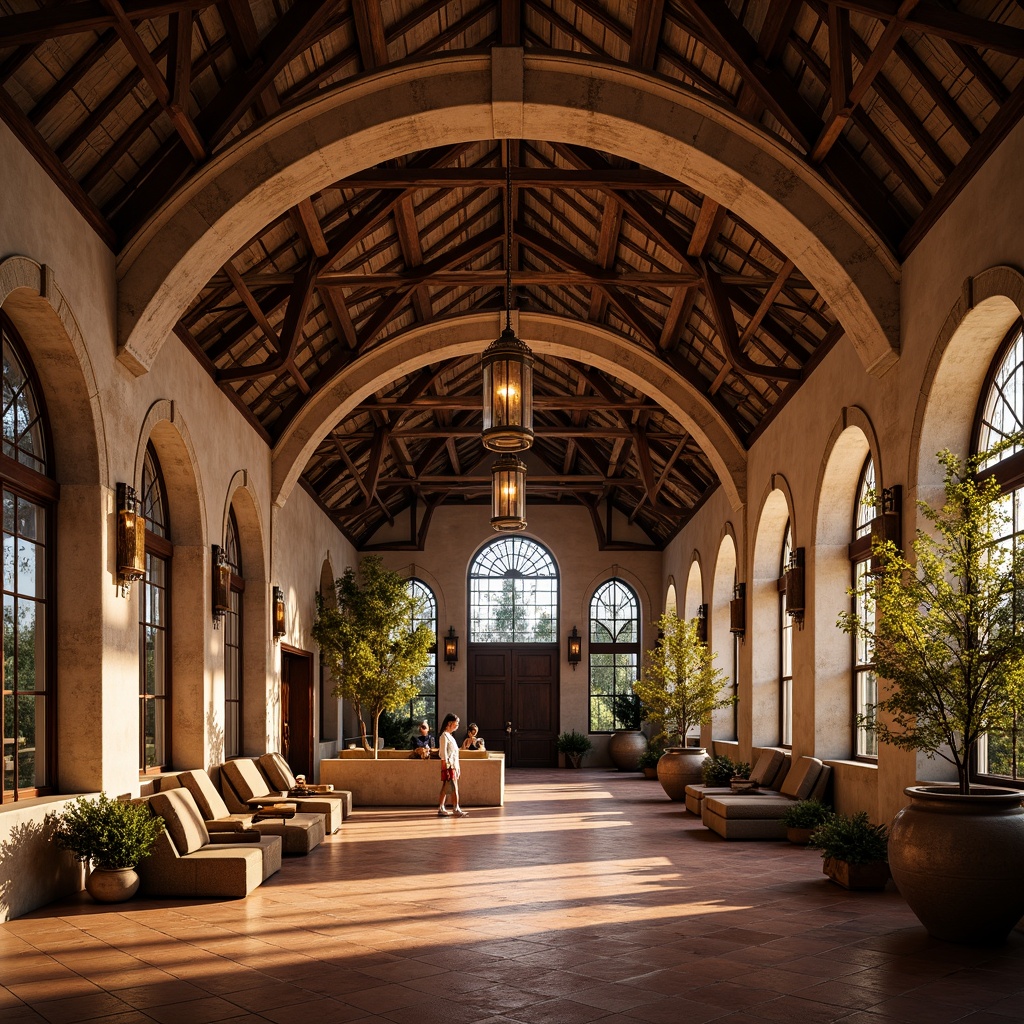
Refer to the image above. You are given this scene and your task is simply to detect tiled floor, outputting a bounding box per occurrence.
[2,770,1023,1024]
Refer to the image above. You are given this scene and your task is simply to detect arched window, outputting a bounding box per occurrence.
[223,509,243,758]
[140,444,171,772]
[779,522,793,748]
[850,456,877,759]
[1,315,56,803]
[588,579,640,732]
[975,323,1024,781]
[407,579,437,726]
[469,537,558,642]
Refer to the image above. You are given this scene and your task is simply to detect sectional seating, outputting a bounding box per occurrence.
[137,788,282,898]
[683,749,788,816]
[257,752,353,822]
[163,770,326,855]
[701,756,831,840]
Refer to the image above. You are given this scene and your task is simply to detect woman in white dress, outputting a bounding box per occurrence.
[437,713,468,817]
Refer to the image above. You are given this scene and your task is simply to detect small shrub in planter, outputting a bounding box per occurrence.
[809,811,889,889]
[780,799,833,844]
[701,755,750,785]
[556,730,593,768]
[54,793,164,870]
[637,747,662,776]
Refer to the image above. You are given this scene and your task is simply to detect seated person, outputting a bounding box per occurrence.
[411,720,436,758]
[461,723,486,750]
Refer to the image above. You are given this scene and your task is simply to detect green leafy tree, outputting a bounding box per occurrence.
[632,614,733,745]
[493,578,528,640]
[313,557,435,758]
[839,447,1024,794]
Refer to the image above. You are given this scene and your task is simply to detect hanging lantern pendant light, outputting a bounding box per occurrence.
[491,454,528,533]
[482,140,534,454]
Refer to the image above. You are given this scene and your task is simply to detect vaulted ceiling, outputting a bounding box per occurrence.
[3,0,1022,547]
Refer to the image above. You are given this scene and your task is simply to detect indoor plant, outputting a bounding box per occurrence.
[556,730,593,768]
[637,747,662,779]
[780,799,833,845]
[633,613,733,800]
[607,693,647,770]
[313,556,435,757]
[701,754,750,786]
[808,811,889,890]
[54,793,164,903]
[840,445,1024,941]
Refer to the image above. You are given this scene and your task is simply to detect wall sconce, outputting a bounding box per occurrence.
[491,453,527,532]
[870,485,903,572]
[567,626,582,669]
[443,626,459,669]
[273,586,286,641]
[696,603,708,643]
[212,544,230,628]
[785,547,805,624]
[729,583,746,637]
[116,482,146,597]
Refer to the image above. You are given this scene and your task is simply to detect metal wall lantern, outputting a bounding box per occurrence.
[212,544,231,627]
[567,626,582,669]
[696,603,708,643]
[116,482,146,597]
[481,328,535,452]
[729,583,746,637]
[785,547,806,624]
[272,586,286,640]
[490,453,527,532]
[443,626,459,670]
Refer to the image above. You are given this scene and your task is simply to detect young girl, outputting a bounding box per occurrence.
[437,713,468,817]
[461,723,485,750]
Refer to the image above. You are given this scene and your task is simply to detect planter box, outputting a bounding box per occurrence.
[823,857,890,890]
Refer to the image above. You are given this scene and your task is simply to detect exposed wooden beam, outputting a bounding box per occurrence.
[342,168,692,189]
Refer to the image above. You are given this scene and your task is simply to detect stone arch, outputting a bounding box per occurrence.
[711,529,739,741]
[683,555,703,621]
[272,311,748,513]
[117,52,898,380]
[811,408,880,760]
[751,480,794,748]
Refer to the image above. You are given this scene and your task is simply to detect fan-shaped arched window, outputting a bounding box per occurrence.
[407,579,437,726]
[851,456,877,758]
[779,521,793,748]
[2,315,56,803]
[140,444,171,772]
[469,537,558,643]
[588,579,640,732]
[223,509,243,758]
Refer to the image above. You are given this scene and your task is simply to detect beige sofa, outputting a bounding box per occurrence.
[137,788,282,898]
[683,749,788,815]
[701,756,831,840]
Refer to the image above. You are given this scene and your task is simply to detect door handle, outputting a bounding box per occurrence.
[505,721,513,734]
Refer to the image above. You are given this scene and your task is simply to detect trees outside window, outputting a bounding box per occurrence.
[588,579,640,732]
[850,457,878,759]
[406,579,437,726]
[223,509,243,758]
[469,537,558,643]
[779,522,793,748]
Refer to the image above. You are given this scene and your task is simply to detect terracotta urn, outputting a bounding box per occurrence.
[607,731,647,771]
[86,866,140,903]
[656,747,708,801]
[888,785,1024,944]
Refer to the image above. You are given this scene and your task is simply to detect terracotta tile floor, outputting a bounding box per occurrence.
[3,770,1023,1024]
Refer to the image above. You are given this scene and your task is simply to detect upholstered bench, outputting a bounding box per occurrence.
[683,749,788,815]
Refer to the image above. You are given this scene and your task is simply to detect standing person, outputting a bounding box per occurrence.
[437,713,468,817]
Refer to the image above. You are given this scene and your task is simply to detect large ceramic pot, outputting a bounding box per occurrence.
[656,747,708,801]
[888,785,1024,944]
[608,731,647,771]
[86,866,140,903]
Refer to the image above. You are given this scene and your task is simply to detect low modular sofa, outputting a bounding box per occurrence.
[701,755,831,840]
[138,787,282,898]
[683,749,788,816]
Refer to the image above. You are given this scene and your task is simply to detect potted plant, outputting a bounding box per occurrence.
[780,799,833,845]
[556,730,592,768]
[313,556,435,757]
[53,793,164,903]
[840,446,1024,941]
[637,747,662,779]
[607,693,646,771]
[701,755,748,786]
[808,811,889,890]
[633,613,733,800]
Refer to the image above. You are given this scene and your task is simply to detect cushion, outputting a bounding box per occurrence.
[703,794,796,820]
[150,788,211,855]
[259,752,296,791]
[749,749,786,787]
[222,758,273,802]
[779,756,824,800]
[179,769,233,821]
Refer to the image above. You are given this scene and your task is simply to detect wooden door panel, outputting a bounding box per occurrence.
[468,648,510,755]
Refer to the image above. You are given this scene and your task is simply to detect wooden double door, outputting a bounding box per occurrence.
[467,644,559,767]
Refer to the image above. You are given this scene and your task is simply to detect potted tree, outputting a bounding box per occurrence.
[556,730,592,768]
[607,693,647,771]
[313,556,435,757]
[780,799,833,845]
[633,614,733,801]
[808,811,889,890]
[840,446,1024,942]
[54,793,164,903]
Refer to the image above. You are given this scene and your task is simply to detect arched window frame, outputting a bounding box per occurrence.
[406,578,437,727]
[779,521,793,748]
[140,443,171,774]
[468,537,558,643]
[973,320,1024,783]
[1,313,57,803]
[588,578,640,733]
[223,508,243,759]
[848,456,878,760]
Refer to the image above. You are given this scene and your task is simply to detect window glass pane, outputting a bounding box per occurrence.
[405,579,437,724]
[141,445,168,538]
[854,458,876,539]
[588,579,640,732]
[978,328,1024,469]
[2,333,47,474]
[469,538,558,643]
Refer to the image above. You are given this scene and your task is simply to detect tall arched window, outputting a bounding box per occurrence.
[850,456,877,759]
[407,579,437,726]
[469,537,558,642]
[588,579,640,732]
[779,522,793,748]
[975,323,1024,781]
[2,315,56,803]
[223,509,243,758]
[140,444,171,772]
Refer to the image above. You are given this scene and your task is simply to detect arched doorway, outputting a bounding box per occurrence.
[467,536,559,767]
